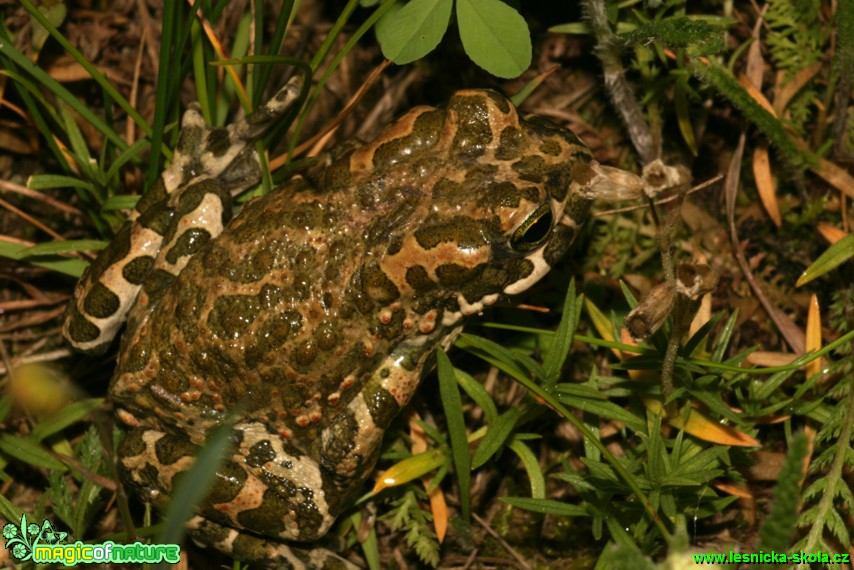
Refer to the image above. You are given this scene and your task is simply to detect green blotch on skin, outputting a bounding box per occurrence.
[165,228,212,264]
[496,126,526,161]
[207,294,260,339]
[83,282,120,319]
[363,382,400,429]
[123,255,154,285]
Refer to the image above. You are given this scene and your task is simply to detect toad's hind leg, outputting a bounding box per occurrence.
[188,517,359,570]
[116,425,359,568]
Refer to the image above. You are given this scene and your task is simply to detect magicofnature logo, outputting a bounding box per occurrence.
[3,514,68,561]
[3,514,180,565]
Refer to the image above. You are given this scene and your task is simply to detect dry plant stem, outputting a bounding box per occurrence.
[0,349,71,375]
[661,333,679,402]
[726,135,805,353]
[0,179,81,216]
[287,59,393,161]
[583,0,658,163]
[832,61,852,159]
[656,204,679,401]
[832,0,853,158]
[0,197,65,241]
[471,513,532,570]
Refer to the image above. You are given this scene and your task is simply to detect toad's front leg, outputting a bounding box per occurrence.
[63,76,304,354]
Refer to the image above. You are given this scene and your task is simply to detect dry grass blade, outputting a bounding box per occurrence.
[186,0,250,109]
[0,305,65,333]
[792,137,854,200]
[804,294,822,379]
[0,179,82,216]
[287,59,392,161]
[725,134,805,353]
[816,223,847,243]
[752,144,781,227]
[774,61,822,116]
[0,197,65,241]
[472,512,532,570]
[409,415,449,543]
[739,74,777,116]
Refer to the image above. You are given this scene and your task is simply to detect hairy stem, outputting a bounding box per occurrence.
[583,0,658,163]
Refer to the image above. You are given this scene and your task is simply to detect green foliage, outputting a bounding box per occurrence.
[837,0,854,72]
[690,59,811,172]
[375,0,531,78]
[792,288,854,557]
[765,0,826,76]
[382,488,441,566]
[836,0,854,68]
[586,210,658,278]
[758,433,807,553]
[375,0,453,64]
[457,288,753,559]
[436,350,472,520]
[835,0,854,153]
[554,5,734,157]
[47,426,109,538]
[764,0,829,131]
[157,422,235,546]
[621,16,727,57]
[450,274,854,566]
[795,234,854,286]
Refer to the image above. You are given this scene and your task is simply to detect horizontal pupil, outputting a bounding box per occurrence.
[522,211,551,243]
[511,204,552,251]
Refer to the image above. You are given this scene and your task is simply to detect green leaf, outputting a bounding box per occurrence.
[543,280,580,385]
[376,0,453,64]
[621,16,727,57]
[471,407,523,469]
[0,238,88,277]
[455,333,529,383]
[0,433,67,471]
[711,310,739,362]
[759,433,808,551]
[59,103,95,180]
[29,2,66,53]
[157,422,234,546]
[351,511,380,570]
[104,138,151,182]
[0,494,25,526]
[691,60,810,174]
[501,496,588,517]
[27,174,95,191]
[555,385,647,433]
[436,349,471,520]
[0,395,12,424]
[0,31,131,153]
[548,22,591,35]
[796,234,854,286]
[452,367,497,424]
[102,195,140,211]
[28,399,104,443]
[17,240,106,257]
[674,81,698,156]
[508,438,545,499]
[373,448,446,491]
[456,0,531,78]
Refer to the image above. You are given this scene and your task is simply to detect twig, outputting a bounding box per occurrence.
[582,0,658,163]
[472,512,532,570]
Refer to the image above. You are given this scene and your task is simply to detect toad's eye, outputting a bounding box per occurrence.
[510,203,553,252]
